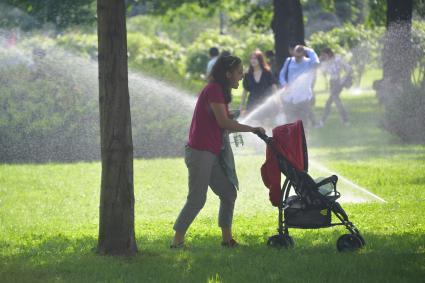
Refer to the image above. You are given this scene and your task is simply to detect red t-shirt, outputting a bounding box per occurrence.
[188,82,229,155]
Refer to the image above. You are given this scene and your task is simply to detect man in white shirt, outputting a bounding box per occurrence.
[279,45,320,127]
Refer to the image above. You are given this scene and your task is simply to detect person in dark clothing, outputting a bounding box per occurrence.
[239,50,277,115]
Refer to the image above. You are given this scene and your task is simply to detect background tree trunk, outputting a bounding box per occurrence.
[383,0,413,85]
[272,0,305,73]
[97,0,137,256]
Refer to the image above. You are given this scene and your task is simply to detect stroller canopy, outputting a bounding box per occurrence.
[261,120,308,206]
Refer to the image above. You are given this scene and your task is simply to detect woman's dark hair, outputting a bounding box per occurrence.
[248,49,270,73]
[209,55,241,104]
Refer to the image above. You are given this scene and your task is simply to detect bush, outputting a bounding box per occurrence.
[127,4,218,47]
[0,43,193,163]
[56,32,98,60]
[0,1,96,30]
[185,29,243,78]
[0,3,39,30]
[239,32,274,64]
[56,30,202,92]
[308,24,385,85]
[127,32,186,76]
[0,47,99,162]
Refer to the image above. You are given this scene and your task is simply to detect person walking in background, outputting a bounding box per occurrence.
[239,49,277,115]
[172,55,265,249]
[319,47,352,126]
[279,45,320,127]
[205,47,220,78]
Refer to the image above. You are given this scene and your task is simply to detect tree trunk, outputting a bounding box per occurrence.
[272,0,305,73]
[382,0,413,85]
[97,0,137,256]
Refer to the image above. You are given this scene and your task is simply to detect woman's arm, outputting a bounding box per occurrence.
[210,102,265,134]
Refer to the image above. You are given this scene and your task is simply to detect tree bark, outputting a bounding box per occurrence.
[97,0,137,256]
[272,0,305,73]
[383,0,413,85]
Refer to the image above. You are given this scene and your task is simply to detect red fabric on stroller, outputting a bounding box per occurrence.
[261,120,306,207]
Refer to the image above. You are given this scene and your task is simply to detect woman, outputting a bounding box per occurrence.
[171,55,265,248]
[240,50,277,115]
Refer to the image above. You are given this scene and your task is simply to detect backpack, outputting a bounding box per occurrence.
[285,57,293,83]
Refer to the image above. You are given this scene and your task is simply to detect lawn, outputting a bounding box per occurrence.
[1,87,424,282]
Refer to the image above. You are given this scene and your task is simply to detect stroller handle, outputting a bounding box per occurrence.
[254,130,272,144]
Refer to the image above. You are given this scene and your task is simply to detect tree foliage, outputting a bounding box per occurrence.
[1,0,96,29]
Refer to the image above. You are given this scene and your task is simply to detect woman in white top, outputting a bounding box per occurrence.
[319,47,352,126]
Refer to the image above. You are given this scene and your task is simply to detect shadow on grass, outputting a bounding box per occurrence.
[1,232,424,283]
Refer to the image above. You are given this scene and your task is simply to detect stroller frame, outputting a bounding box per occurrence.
[256,128,365,252]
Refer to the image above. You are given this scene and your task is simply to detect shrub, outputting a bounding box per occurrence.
[127,4,218,47]
[127,32,186,76]
[239,32,274,64]
[56,30,201,92]
[56,32,98,60]
[308,24,385,85]
[0,1,96,30]
[185,29,243,78]
[0,44,193,163]
[0,48,99,162]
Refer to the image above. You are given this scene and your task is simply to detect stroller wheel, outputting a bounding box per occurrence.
[337,234,363,252]
[267,235,281,247]
[355,233,366,247]
[267,234,294,248]
[283,234,295,248]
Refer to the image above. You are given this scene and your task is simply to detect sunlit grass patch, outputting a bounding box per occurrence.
[1,91,424,282]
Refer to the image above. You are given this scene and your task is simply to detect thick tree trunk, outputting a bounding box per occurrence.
[97,0,137,256]
[272,0,305,73]
[383,0,413,85]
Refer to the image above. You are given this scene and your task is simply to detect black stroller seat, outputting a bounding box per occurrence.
[256,120,365,252]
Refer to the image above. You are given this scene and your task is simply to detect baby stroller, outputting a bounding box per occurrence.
[256,120,365,252]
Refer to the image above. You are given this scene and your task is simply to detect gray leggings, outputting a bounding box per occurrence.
[173,146,237,234]
[322,80,348,123]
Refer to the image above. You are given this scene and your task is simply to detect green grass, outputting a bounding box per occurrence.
[1,87,425,282]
